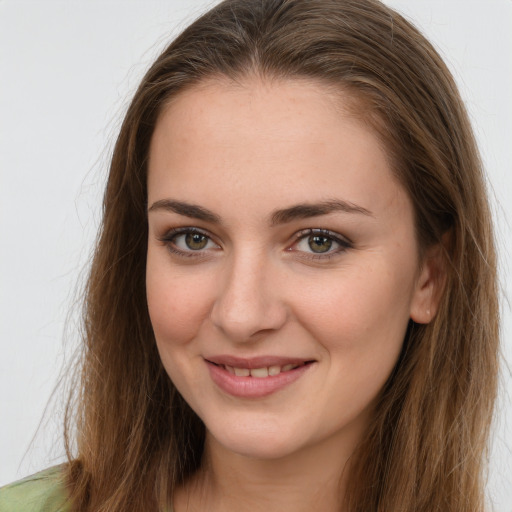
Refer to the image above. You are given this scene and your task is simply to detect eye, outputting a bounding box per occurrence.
[292,229,352,258]
[179,232,210,250]
[159,227,219,256]
[303,234,334,253]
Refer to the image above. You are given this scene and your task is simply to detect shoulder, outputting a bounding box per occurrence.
[0,466,71,512]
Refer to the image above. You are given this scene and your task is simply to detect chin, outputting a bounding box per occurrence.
[218,435,304,461]
[206,417,308,460]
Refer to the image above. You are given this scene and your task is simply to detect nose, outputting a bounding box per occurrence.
[209,251,288,342]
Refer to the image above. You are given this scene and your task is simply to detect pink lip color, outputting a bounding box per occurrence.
[205,358,314,399]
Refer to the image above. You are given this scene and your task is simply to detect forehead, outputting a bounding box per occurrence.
[155,76,376,152]
[147,77,410,224]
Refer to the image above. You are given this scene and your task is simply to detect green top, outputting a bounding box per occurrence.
[0,467,175,512]
[0,466,70,512]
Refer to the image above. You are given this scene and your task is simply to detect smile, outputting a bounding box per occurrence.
[205,357,315,398]
[216,362,306,377]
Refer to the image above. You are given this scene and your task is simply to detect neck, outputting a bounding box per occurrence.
[175,420,367,512]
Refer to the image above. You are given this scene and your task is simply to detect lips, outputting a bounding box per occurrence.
[212,361,306,377]
[205,355,315,398]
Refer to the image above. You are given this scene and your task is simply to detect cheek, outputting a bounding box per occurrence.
[288,264,413,431]
[146,250,214,349]
[291,260,414,373]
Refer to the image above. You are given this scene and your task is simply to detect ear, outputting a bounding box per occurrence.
[409,241,448,324]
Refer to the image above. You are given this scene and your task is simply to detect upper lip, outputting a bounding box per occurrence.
[204,355,314,369]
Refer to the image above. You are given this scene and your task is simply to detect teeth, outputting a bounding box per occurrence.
[250,367,269,378]
[223,362,305,377]
[234,367,250,377]
[268,365,281,376]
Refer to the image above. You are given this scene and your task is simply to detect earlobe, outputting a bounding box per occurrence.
[409,242,448,324]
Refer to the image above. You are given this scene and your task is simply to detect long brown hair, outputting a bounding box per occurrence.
[64,1,499,510]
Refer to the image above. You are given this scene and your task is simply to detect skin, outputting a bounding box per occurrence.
[146,77,440,512]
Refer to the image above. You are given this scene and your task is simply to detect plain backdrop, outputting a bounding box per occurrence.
[1,1,511,509]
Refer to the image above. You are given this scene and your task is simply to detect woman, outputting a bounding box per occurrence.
[0,0,499,511]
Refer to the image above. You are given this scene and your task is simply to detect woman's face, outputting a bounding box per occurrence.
[146,78,434,460]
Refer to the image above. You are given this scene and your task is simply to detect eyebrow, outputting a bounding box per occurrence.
[148,199,221,223]
[147,198,373,224]
[270,199,373,225]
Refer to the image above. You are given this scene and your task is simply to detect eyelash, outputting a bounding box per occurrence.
[158,227,219,258]
[158,227,352,260]
[291,228,353,260]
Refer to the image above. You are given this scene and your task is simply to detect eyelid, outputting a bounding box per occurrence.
[158,226,220,257]
[289,228,353,258]
[293,228,353,244]
[157,226,352,261]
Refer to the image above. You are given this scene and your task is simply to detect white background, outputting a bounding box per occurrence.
[1,1,511,509]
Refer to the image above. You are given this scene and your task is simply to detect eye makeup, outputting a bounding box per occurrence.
[157,226,353,262]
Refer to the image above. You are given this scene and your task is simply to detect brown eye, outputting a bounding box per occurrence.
[308,235,332,253]
[185,232,209,250]
[292,229,352,259]
[161,228,219,255]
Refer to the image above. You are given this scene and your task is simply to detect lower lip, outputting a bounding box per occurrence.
[206,361,313,398]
